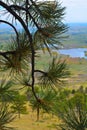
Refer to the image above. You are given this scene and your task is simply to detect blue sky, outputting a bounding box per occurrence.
[0,0,87,23]
[62,0,87,23]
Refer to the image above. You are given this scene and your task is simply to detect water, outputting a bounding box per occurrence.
[58,48,87,59]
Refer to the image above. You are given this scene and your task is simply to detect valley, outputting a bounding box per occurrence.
[0,23,87,48]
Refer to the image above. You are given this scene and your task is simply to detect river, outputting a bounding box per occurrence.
[58,48,87,59]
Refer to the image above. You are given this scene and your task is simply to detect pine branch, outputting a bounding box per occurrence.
[9,4,41,30]
[0,20,19,46]
[34,70,47,75]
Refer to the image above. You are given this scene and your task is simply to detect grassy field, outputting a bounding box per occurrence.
[8,51,87,130]
[35,51,87,88]
[9,106,59,130]
[0,23,87,130]
[0,50,87,130]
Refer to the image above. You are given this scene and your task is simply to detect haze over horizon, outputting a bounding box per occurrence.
[62,0,87,23]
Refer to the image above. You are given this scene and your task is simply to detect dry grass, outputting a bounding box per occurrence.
[2,51,87,129]
[9,106,59,130]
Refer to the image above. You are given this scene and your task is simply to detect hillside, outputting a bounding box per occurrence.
[63,23,87,48]
[0,23,87,48]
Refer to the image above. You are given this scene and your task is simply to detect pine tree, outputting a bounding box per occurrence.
[0,0,70,128]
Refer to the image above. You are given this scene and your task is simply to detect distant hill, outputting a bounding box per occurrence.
[63,23,87,48]
[0,23,87,48]
[0,23,17,43]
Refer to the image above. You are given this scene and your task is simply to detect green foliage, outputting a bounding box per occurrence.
[52,89,71,116]
[0,0,69,129]
[34,23,67,52]
[11,94,27,118]
[0,32,31,73]
[77,85,84,93]
[29,89,57,120]
[0,0,69,90]
[56,93,87,130]
[0,104,15,130]
[39,57,70,88]
[0,78,18,102]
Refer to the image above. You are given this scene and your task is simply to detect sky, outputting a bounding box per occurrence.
[62,0,87,23]
[0,0,87,23]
